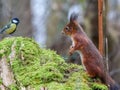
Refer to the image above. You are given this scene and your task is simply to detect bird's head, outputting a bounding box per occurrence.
[11,18,20,25]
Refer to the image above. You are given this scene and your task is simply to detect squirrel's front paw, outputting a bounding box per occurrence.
[70,45,74,49]
[69,46,74,55]
[69,51,73,56]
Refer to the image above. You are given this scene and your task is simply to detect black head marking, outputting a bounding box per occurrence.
[11,18,20,25]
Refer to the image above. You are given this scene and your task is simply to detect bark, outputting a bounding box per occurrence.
[0,40,17,89]
[0,57,15,87]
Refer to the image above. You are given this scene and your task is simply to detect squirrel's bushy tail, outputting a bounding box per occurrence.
[109,83,120,90]
[102,73,120,90]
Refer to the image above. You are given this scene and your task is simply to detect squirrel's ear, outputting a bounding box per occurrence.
[70,13,79,22]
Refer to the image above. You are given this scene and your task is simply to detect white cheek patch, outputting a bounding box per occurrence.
[13,20,18,23]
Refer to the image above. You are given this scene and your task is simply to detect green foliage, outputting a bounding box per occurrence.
[8,84,19,90]
[0,78,2,85]
[0,37,108,90]
[91,83,108,90]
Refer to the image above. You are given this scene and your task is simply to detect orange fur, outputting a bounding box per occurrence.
[62,13,119,90]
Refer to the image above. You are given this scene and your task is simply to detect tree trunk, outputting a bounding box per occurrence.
[85,0,98,47]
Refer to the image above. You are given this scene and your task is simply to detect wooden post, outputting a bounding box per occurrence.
[98,0,103,55]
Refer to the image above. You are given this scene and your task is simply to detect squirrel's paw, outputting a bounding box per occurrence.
[69,46,74,55]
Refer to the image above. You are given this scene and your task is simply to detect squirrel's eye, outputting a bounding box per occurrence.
[65,26,69,30]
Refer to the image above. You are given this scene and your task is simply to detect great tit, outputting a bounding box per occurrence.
[0,18,20,34]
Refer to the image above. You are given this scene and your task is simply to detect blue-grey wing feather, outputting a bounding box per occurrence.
[0,24,11,34]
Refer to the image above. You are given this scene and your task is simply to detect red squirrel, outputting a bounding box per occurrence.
[62,13,120,90]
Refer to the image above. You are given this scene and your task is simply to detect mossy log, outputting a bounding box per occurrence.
[0,37,108,90]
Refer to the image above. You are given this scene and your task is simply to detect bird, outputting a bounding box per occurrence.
[0,18,20,34]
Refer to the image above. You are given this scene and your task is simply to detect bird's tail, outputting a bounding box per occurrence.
[103,73,120,90]
[0,29,3,34]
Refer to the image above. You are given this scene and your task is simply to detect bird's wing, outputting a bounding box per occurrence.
[5,24,16,34]
[0,23,11,34]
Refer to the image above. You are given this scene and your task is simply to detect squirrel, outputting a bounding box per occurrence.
[62,13,120,90]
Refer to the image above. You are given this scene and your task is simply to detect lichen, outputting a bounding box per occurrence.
[0,37,108,90]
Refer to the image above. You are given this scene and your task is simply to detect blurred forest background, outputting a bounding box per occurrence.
[0,0,120,85]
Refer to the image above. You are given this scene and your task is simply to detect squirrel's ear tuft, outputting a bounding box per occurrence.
[70,13,79,22]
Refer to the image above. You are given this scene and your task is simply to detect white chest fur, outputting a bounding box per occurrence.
[71,37,86,70]
[71,37,75,47]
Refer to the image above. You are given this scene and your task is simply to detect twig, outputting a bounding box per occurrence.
[105,37,109,72]
[98,0,104,55]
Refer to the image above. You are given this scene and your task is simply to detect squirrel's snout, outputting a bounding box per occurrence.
[61,31,65,34]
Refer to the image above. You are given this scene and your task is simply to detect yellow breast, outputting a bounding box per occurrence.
[5,24,16,34]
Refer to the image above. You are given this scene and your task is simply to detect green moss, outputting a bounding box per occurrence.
[0,37,108,90]
[91,83,108,90]
[0,78,2,85]
[8,84,19,90]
